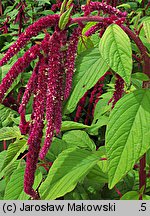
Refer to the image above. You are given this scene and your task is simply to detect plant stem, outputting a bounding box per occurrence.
[3,140,7,150]
[139,154,146,200]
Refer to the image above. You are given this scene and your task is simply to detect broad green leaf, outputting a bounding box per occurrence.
[106,89,150,189]
[143,20,150,43]
[65,47,109,114]
[99,24,132,84]
[46,138,70,161]
[0,151,7,172]
[61,121,89,131]
[59,6,73,30]
[4,166,25,200]
[4,167,42,200]
[39,148,99,199]
[0,126,22,141]
[62,130,96,150]
[3,161,20,182]
[0,139,27,179]
[120,191,139,200]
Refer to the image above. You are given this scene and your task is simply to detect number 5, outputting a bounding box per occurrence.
[141,203,146,211]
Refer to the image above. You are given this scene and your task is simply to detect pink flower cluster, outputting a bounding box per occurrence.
[82,1,127,18]
[0,14,59,67]
[109,74,124,108]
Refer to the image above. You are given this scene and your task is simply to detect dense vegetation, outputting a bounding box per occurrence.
[0,0,150,200]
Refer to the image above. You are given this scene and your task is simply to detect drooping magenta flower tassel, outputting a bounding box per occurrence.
[82,2,127,18]
[64,27,82,100]
[24,56,48,199]
[74,91,89,122]
[19,61,39,114]
[0,14,59,66]
[111,74,124,108]
[0,44,40,103]
[39,31,62,160]
[108,74,124,108]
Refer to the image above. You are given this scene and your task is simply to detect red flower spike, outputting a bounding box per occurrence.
[0,44,40,103]
[19,110,30,135]
[39,31,62,160]
[85,22,105,37]
[64,27,82,100]
[85,73,108,125]
[112,74,124,108]
[0,14,59,66]
[74,91,89,122]
[24,56,48,198]
[19,61,40,114]
[82,2,127,18]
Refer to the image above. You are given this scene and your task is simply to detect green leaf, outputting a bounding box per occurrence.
[120,191,139,200]
[66,0,74,9]
[106,89,150,189]
[0,104,19,127]
[117,3,131,9]
[46,138,70,161]
[59,6,73,30]
[4,167,42,200]
[143,20,150,43]
[60,0,67,14]
[88,116,109,135]
[62,130,96,150]
[0,139,27,179]
[99,24,132,84]
[131,72,149,81]
[93,93,112,123]
[0,151,7,172]
[61,121,89,131]
[39,148,99,199]
[65,48,109,113]
[143,195,150,200]
[0,126,22,141]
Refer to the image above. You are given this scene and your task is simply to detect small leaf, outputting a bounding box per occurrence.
[131,72,149,81]
[106,89,150,189]
[59,6,73,30]
[66,0,73,9]
[39,148,99,199]
[120,191,139,200]
[61,121,89,131]
[60,0,67,14]
[62,130,96,150]
[99,24,132,84]
[143,20,150,43]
